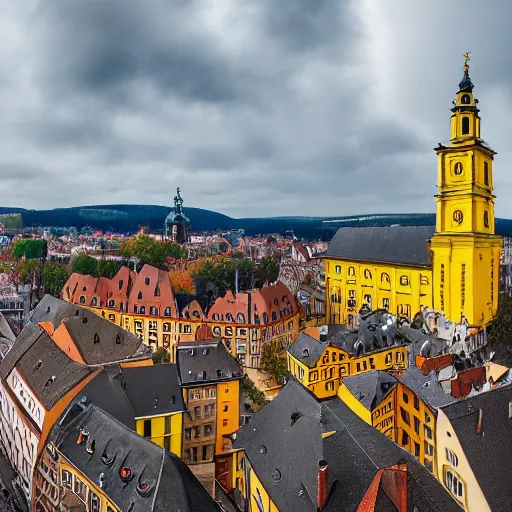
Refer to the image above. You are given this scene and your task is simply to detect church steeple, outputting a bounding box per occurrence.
[450,52,481,142]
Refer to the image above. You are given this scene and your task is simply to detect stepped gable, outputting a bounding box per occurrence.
[326,226,435,267]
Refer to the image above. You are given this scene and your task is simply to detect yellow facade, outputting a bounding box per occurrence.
[325,60,502,329]
[436,409,489,511]
[338,380,437,476]
[430,65,502,327]
[216,381,240,454]
[80,306,300,368]
[325,259,432,326]
[287,344,407,399]
[135,410,183,457]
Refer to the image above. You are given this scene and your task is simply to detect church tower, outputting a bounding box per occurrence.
[430,54,503,326]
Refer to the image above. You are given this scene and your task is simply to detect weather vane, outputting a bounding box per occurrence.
[463,52,471,67]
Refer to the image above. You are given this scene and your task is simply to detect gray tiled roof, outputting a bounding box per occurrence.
[52,405,220,511]
[122,364,185,418]
[326,226,435,267]
[177,340,243,385]
[0,323,94,410]
[342,371,397,410]
[398,366,456,409]
[440,384,512,512]
[233,379,460,512]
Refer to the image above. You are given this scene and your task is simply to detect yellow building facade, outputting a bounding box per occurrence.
[430,59,502,326]
[325,58,502,329]
[135,411,183,457]
[287,342,407,399]
[338,377,437,476]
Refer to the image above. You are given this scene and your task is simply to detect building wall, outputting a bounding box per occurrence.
[135,411,183,457]
[325,259,433,326]
[216,381,240,455]
[247,458,279,512]
[75,305,300,369]
[435,409,490,512]
[287,345,408,400]
[182,385,218,464]
[371,386,397,441]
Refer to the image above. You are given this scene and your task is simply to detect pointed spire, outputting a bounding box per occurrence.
[459,52,474,92]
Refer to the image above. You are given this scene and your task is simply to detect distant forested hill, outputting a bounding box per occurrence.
[1,205,512,240]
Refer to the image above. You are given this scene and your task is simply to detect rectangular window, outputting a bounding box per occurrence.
[414,417,420,435]
[202,445,209,461]
[356,362,361,372]
[414,395,420,410]
[401,430,409,447]
[414,442,420,458]
[206,387,216,399]
[62,469,72,489]
[223,419,228,427]
[310,371,318,381]
[400,407,410,426]
[190,389,202,401]
[425,441,434,457]
[369,357,375,370]
[183,449,191,463]
[445,448,458,467]
[194,406,201,420]
[74,477,87,501]
[185,428,192,441]
[192,447,198,463]
[144,419,152,438]
[444,470,464,499]
[325,381,335,391]
[402,392,409,404]
[89,492,101,512]
[204,423,213,436]
[424,425,433,440]
[193,426,201,438]
[425,458,433,473]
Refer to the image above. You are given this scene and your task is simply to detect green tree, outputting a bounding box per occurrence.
[120,235,187,269]
[43,263,70,298]
[98,259,122,279]
[18,260,40,284]
[70,253,99,276]
[256,255,280,284]
[260,342,288,383]
[488,294,512,359]
[241,377,267,411]
[152,347,171,364]
[11,239,47,260]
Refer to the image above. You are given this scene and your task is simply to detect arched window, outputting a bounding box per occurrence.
[364,269,372,280]
[140,306,146,315]
[461,116,470,135]
[400,276,410,286]
[271,311,278,322]
[150,306,158,316]
[348,267,355,276]
[164,307,171,317]
[79,296,86,304]
[108,299,115,308]
[262,312,269,323]
[91,297,98,306]
[461,94,470,105]
[381,273,391,283]
[484,161,489,186]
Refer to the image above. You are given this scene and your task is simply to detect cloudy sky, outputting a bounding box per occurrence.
[1,1,511,218]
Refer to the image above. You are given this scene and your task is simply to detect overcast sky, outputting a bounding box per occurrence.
[1,1,511,218]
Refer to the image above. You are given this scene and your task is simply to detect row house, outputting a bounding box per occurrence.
[62,265,301,368]
[177,340,244,465]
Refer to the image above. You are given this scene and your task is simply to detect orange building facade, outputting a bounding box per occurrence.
[62,265,301,367]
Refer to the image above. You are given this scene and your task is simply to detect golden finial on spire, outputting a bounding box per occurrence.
[463,52,471,71]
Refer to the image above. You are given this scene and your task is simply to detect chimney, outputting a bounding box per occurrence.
[476,408,483,434]
[317,460,328,510]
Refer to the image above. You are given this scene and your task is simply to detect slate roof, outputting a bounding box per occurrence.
[78,366,136,429]
[326,226,435,267]
[51,404,220,512]
[398,366,456,409]
[342,371,397,410]
[0,323,94,411]
[177,340,243,385]
[122,364,185,418]
[287,333,329,366]
[31,295,149,365]
[233,379,459,512]
[440,384,512,512]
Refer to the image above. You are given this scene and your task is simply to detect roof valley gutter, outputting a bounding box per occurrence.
[151,448,166,511]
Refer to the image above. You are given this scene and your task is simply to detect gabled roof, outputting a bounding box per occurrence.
[122,364,185,418]
[397,366,456,410]
[439,384,512,511]
[326,226,435,267]
[0,323,94,411]
[31,295,149,365]
[177,340,243,385]
[342,371,398,410]
[287,333,329,366]
[233,379,460,512]
[52,405,220,511]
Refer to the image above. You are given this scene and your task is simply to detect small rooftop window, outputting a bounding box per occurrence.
[45,375,56,388]
[302,348,309,358]
[272,469,282,482]
[94,333,100,344]
[46,306,51,314]
[260,445,267,454]
[291,412,301,426]
[145,277,150,286]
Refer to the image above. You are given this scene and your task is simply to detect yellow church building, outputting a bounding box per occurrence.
[325,56,502,329]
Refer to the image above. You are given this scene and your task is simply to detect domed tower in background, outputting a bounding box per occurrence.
[164,187,192,244]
